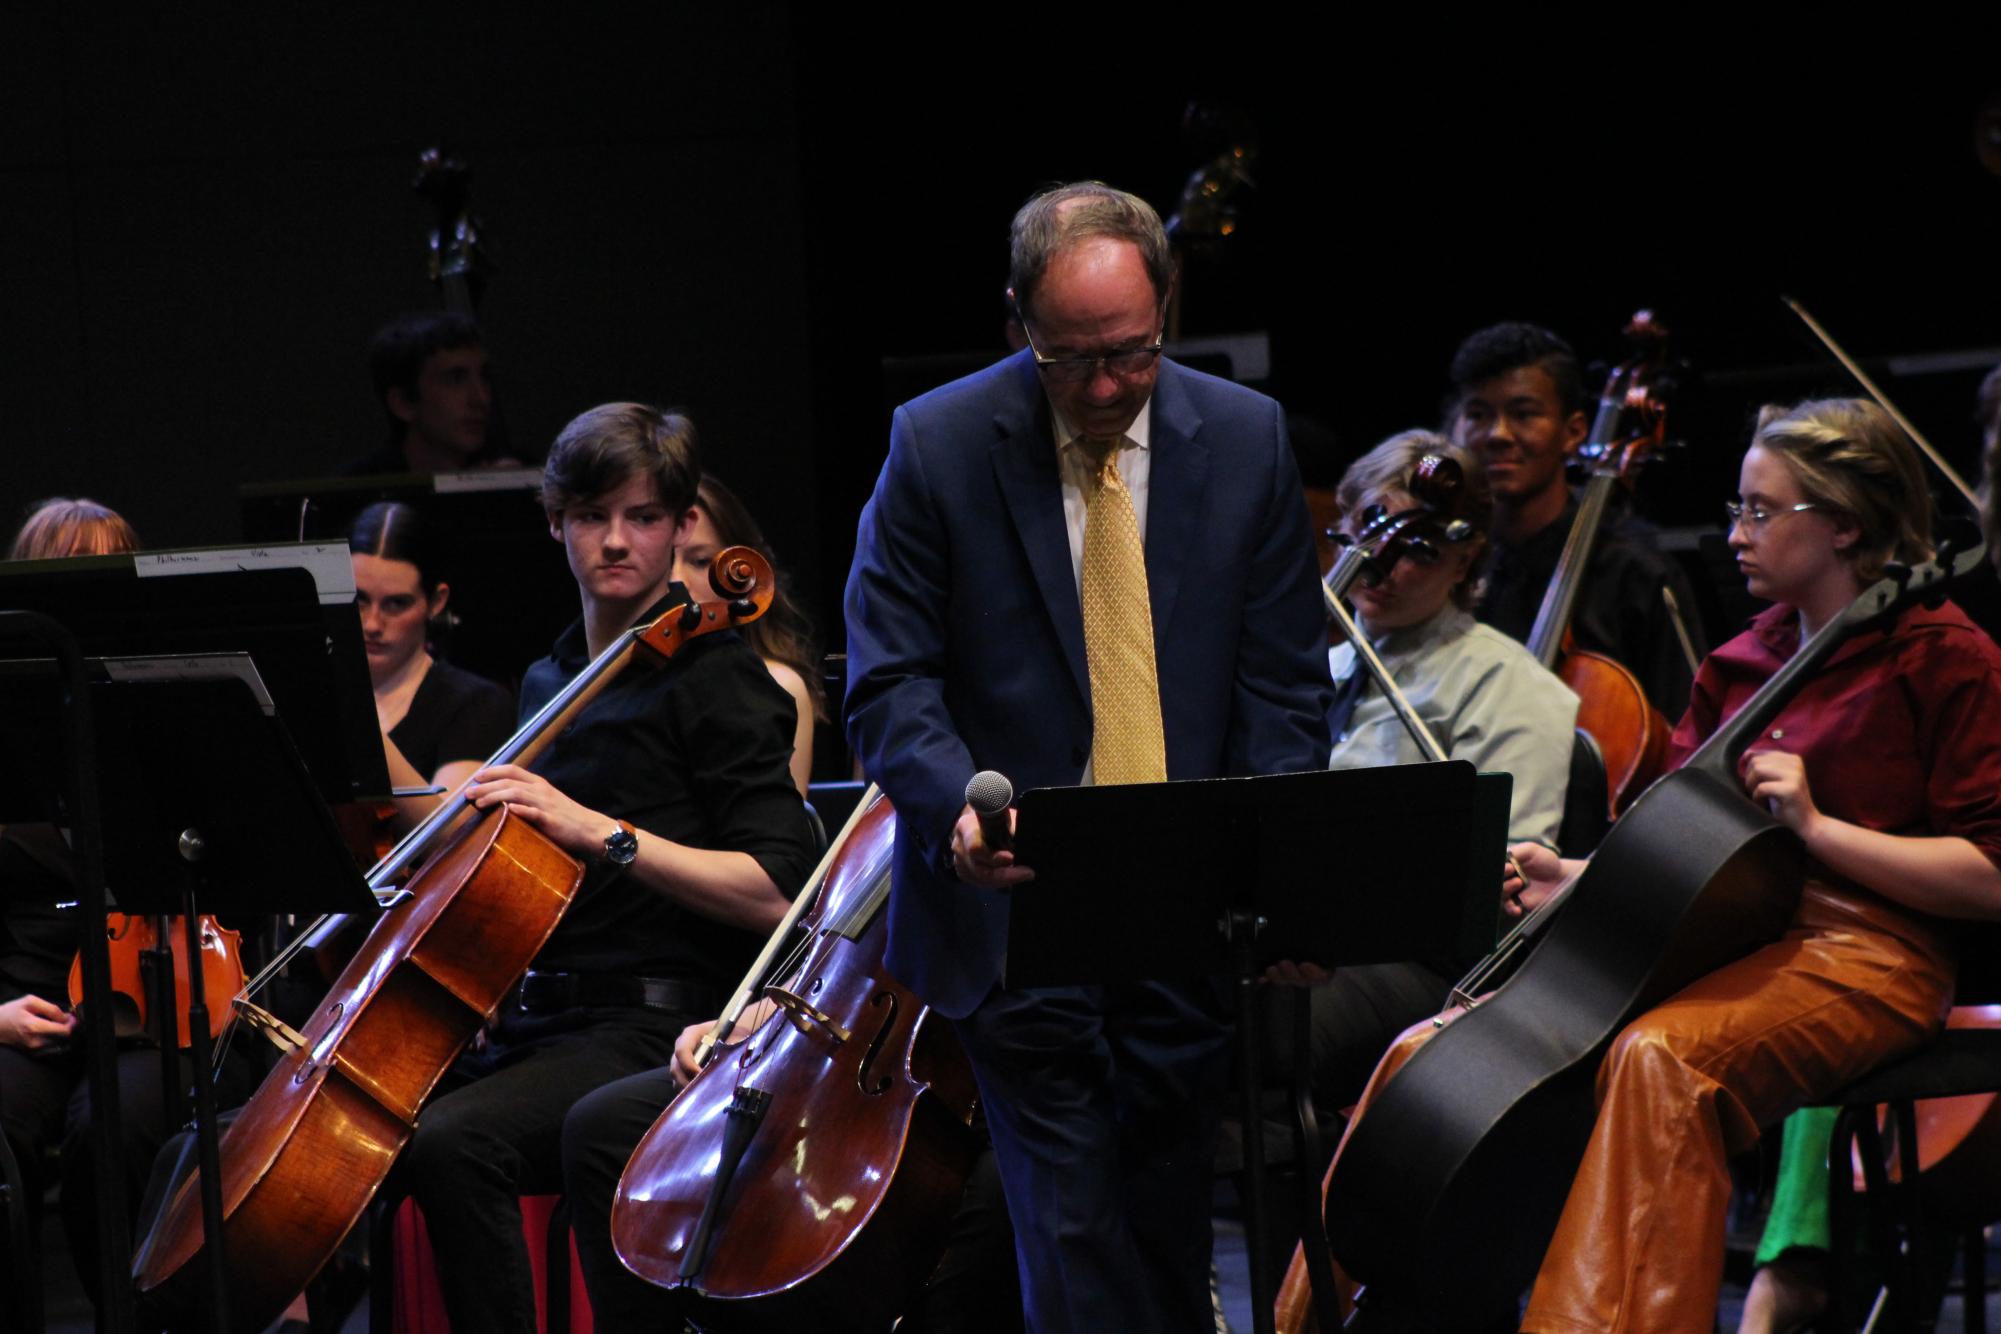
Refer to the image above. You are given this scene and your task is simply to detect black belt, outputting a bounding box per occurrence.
[513,970,717,1017]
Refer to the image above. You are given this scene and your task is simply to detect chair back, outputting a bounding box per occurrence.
[1556,728,1610,857]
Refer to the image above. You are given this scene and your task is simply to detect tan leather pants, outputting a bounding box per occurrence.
[1338,881,1954,1334]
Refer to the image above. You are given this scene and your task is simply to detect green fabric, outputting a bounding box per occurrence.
[1755,1104,1842,1265]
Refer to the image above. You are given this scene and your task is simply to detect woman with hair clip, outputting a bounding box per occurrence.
[670,475,827,795]
[348,501,515,829]
[1346,399,2001,1333]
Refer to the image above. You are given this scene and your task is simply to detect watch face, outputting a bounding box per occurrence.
[604,823,639,867]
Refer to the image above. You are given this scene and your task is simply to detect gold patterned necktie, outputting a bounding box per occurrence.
[1078,435,1167,785]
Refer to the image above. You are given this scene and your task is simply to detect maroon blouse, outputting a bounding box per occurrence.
[1665,600,2001,873]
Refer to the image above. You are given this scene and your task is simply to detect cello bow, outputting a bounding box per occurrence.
[1782,295,1980,512]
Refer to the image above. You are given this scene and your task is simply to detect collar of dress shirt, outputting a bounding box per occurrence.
[1049,397,1154,467]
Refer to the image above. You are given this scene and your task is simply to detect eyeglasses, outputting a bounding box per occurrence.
[1019,318,1164,384]
[1724,499,1826,531]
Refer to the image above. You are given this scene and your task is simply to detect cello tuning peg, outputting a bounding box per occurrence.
[1882,561,1914,589]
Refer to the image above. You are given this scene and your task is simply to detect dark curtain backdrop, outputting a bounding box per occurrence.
[4,12,1999,681]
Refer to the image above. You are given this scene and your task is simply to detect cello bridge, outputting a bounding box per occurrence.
[763,985,850,1044]
[234,997,308,1055]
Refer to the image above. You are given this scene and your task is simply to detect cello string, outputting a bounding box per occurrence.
[704,784,882,1060]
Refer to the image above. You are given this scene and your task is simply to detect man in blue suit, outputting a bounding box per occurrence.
[845,182,1331,1332]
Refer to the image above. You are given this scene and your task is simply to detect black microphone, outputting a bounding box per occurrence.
[964,770,1015,853]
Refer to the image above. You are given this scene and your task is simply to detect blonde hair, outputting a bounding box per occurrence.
[1751,398,1931,581]
[9,497,139,560]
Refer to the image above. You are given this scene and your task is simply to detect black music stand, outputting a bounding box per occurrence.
[238,471,573,690]
[0,549,391,808]
[0,553,383,1334]
[87,670,372,1334]
[1005,762,1509,1334]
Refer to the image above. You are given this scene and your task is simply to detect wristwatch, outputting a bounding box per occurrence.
[601,819,639,869]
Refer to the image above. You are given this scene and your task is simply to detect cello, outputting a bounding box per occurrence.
[609,787,982,1332]
[1524,312,1678,814]
[131,547,774,1333]
[1319,539,1987,1329]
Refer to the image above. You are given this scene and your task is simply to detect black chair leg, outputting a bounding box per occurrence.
[1829,1106,1869,1334]
[1965,1225,1987,1334]
[1887,1099,1926,1333]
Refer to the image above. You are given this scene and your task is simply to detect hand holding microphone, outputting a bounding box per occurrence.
[952,770,1034,889]
[965,769,1015,852]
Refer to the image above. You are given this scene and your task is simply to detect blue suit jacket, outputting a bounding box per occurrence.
[843,350,1334,1018]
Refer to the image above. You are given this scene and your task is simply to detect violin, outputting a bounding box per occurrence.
[66,913,245,1048]
[132,548,775,1333]
[1525,312,1677,814]
[610,788,981,1331]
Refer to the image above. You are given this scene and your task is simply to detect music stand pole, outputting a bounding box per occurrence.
[177,869,230,1334]
[1224,898,1279,1334]
[0,611,134,1334]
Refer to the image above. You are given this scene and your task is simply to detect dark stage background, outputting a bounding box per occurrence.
[5,12,2000,715]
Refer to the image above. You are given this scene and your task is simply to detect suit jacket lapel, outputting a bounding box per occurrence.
[1144,362,1208,647]
[990,357,1091,702]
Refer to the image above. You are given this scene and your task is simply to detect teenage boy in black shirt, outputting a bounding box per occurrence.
[397,401,815,1334]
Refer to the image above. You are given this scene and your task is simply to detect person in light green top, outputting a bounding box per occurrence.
[1280,430,1581,1117]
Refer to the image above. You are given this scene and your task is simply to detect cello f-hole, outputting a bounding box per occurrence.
[856,992,900,1096]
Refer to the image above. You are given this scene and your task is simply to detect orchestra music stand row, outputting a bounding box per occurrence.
[1006,761,1510,1334]
[0,556,381,1334]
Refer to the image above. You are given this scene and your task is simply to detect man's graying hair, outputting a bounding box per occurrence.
[1007,182,1174,322]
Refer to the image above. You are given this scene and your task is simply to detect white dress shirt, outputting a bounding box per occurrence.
[1049,398,1153,595]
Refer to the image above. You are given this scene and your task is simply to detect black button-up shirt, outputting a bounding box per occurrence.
[519,588,816,993]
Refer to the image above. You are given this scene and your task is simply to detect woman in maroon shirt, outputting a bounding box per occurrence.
[1344,399,2001,1333]
[1511,398,2001,1332]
